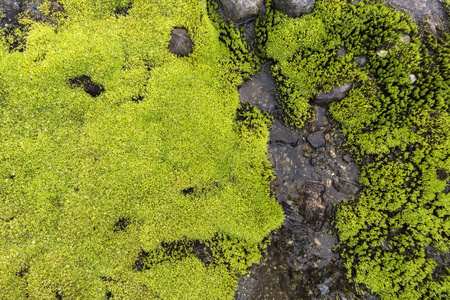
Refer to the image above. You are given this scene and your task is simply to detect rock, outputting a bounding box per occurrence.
[307,131,326,148]
[343,154,352,163]
[401,33,411,44]
[336,46,347,57]
[355,55,368,68]
[273,0,316,18]
[296,181,326,230]
[409,74,417,84]
[219,0,263,24]
[333,178,359,195]
[169,27,193,57]
[310,158,317,166]
[329,149,336,158]
[315,82,353,106]
[324,133,330,141]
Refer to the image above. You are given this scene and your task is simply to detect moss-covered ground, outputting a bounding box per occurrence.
[0,0,284,298]
[257,0,450,298]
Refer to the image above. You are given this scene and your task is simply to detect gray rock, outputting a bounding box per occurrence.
[273,0,316,18]
[315,82,353,106]
[296,181,326,231]
[337,46,347,58]
[219,0,263,24]
[169,28,193,57]
[307,131,326,148]
[333,178,359,195]
[343,154,352,163]
[355,55,368,68]
[401,33,411,44]
[409,74,417,84]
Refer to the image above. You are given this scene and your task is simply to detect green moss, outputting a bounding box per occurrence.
[258,0,450,298]
[0,0,283,298]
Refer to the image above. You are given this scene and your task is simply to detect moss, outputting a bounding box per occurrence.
[258,0,450,298]
[0,0,284,298]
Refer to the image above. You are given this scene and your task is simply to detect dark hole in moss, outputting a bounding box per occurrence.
[56,291,63,300]
[100,276,114,282]
[113,2,133,17]
[16,266,29,278]
[131,95,144,102]
[9,174,15,179]
[74,187,79,192]
[113,217,131,233]
[182,187,195,195]
[106,291,113,299]
[69,76,105,97]
[437,170,448,181]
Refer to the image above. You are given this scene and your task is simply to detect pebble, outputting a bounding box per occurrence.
[343,154,352,163]
[324,133,330,141]
[329,149,336,158]
[304,152,311,158]
[314,237,321,246]
[409,74,417,84]
[326,179,332,187]
[310,158,317,166]
[401,33,411,44]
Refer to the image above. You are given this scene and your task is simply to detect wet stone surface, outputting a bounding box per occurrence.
[237,65,364,299]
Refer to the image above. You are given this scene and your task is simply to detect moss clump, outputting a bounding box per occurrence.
[259,0,450,298]
[0,0,284,298]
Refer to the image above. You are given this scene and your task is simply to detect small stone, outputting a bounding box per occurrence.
[169,27,193,57]
[307,131,326,148]
[314,237,321,246]
[377,50,388,58]
[302,145,311,152]
[310,158,317,166]
[326,179,331,187]
[409,74,417,84]
[219,0,263,24]
[273,0,316,18]
[336,46,347,57]
[318,284,329,295]
[315,82,353,106]
[329,149,336,158]
[401,33,411,44]
[304,152,311,158]
[333,178,359,195]
[324,133,330,141]
[355,54,368,68]
[343,155,352,163]
[339,164,347,171]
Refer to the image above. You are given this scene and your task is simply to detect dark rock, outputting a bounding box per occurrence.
[314,82,353,106]
[307,131,326,148]
[333,178,359,195]
[310,158,317,166]
[219,0,263,24]
[296,181,326,231]
[343,155,352,163]
[355,55,368,68]
[273,0,316,18]
[336,47,347,58]
[169,27,193,57]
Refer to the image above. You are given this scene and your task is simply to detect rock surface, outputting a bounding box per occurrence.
[296,181,326,230]
[219,0,263,24]
[355,55,368,68]
[333,178,359,196]
[169,27,193,57]
[315,83,353,106]
[273,0,316,17]
[307,131,326,148]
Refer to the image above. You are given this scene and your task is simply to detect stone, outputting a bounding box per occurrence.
[307,131,326,148]
[169,27,193,57]
[273,0,316,18]
[333,178,359,195]
[409,74,417,84]
[329,149,336,158]
[315,82,353,106]
[355,55,368,68]
[336,46,347,57]
[296,181,326,230]
[219,0,263,24]
[377,49,388,58]
[401,33,411,44]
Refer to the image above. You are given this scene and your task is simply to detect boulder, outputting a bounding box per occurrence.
[296,181,326,231]
[219,0,263,24]
[169,27,193,57]
[307,131,326,148]
[273,0,316,17]
[315,82,353,106]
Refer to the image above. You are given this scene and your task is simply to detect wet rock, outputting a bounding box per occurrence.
[401,33,411,43]
[169,27,193,57]
[355,55,368,68]
[219,0,263,24]
[273,0,316,17]
[296,181,326,230]
[307,131,326,148]
[315,83,353,106]
[333,178,359,195]
[336,46,347,57]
